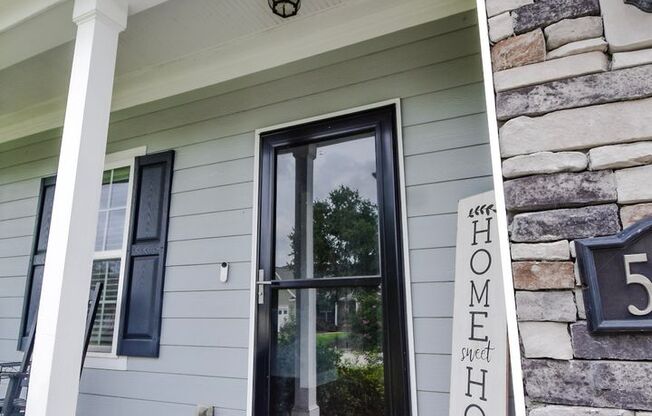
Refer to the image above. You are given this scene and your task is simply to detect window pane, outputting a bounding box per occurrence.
[95,211,107,251]
[105,209,126,250]
[89,259,121,353]
[95,167,130,251]
[110,167,130,208]
[270,286,384,415]
[275,136,380,280]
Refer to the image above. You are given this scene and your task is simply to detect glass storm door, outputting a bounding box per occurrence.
[255,106,411,416]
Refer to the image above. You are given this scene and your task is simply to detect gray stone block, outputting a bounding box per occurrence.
[496,64,652,121]
[489,12,515,43]
[511,204,620,242]
[523,359,652,410]
[589,141,652,170]
[502,152,588,178]
[530,405,634,416]
[613,48,652,70]
[499,97,652,157]
[544,17,603,50]
[493,51,608,92]
[504,171,617,212]
[616,164,652,204]
[520,322,573,359]
[621,203,652,228]
[547,37,608,60]
[511,240,571,260]
[516,291,577,322]
[571,322,652,360]
[512,0,600,34]
[486,0,533,17]
[600,0,652,52]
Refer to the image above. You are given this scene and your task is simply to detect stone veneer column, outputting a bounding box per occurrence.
[483,0,652,414]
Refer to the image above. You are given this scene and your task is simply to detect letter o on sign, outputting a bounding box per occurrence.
[464,404,486,416]
[470,249,492,275]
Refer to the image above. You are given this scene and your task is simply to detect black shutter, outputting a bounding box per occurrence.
[18,176,56,350]
[117,150,174,357]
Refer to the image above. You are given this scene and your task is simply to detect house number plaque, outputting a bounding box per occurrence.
[576,218,652,332]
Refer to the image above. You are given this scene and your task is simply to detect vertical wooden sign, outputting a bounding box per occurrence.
[449,191,508,416]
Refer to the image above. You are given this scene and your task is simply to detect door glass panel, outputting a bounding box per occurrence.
[270,286,384,416]
[274,135,380,280]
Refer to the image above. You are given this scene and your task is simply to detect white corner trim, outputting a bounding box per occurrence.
[72,0,128,30]
[248,99,418,415]
[474,1,527,415]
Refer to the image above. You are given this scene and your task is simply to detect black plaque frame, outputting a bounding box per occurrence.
[576,218,652,333]
[624,0,652,13]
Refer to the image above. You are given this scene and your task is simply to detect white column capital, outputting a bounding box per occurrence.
[73,0,128,30]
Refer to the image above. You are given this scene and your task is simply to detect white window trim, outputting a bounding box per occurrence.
[84,146,146,371]
[247,100,418,416]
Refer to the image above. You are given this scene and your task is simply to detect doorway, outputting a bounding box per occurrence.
[254,105,411,415]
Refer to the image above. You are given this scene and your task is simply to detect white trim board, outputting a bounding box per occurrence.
[0,0,475,145]
[474,1,526,415]
[247,99,419,416]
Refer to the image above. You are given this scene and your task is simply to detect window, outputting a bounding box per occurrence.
[19,146,174,366]
[88,166,133,354]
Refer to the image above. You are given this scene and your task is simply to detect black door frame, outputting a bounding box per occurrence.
[254,104,411,415]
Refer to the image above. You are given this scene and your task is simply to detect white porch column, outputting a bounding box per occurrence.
[26,1,127,415]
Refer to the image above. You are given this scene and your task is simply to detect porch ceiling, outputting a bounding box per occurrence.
[0,0,475,145]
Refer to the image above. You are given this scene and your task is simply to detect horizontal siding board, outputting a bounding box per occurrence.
[0,216,36,239]
[0,298,22,318]
[0,318,19,339]
[0,138,61,171]
[166,235,252,266]
[0,157,57,187]
[0,277,26,298]
[403,112,488,156]
[408,214,457,250]
[165,262,253,292]
[417,391,449,416]
[168,209,252,241]
[411,282,454,318]
[80,369,248,410]
[402,82,486,127]
[128,345,248,379]
[0,339,21,362]
[414,318,453,355]
[415,353,452,393]
[170,182,253,217]
[0,198,37,221]
[172,157,254,194]
[0,236,32,259]
[0,180,40,204]
[409,247,455,283]
[173,133,254,170]
[162,290,250,319]
[161,318,249,348]
[77,394,196,416]
[406,176,493,218]
[405,144,492,186]
[0,256,29,277]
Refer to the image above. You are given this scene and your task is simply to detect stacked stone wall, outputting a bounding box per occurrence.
[484,0,652,414]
